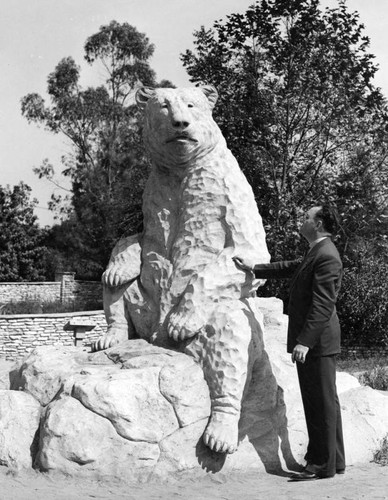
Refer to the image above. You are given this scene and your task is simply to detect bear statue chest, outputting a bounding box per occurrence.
[142,163,227,262]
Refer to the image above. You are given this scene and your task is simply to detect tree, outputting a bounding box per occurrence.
[0,183,49,281]
[42,215,106,280]
[21,21,172,278]
[181,0,388,264]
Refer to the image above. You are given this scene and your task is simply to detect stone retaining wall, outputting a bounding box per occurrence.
[1,302,385,362]
[0,311,106,361]
[60,281,103,307]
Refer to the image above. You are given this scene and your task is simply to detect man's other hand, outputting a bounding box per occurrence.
[292,344,310,363]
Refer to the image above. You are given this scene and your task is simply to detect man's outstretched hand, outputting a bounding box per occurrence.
[232,256,256,272]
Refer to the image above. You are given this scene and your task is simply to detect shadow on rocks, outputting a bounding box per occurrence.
[195,438,227,473]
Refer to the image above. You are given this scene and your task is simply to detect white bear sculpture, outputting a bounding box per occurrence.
[92,85,270,454]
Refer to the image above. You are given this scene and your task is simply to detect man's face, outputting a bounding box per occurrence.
[299,206,321,241]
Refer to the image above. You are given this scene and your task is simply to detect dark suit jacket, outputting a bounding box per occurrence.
[254,238,343,356]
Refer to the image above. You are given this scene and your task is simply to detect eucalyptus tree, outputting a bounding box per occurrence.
[21,21,172,276]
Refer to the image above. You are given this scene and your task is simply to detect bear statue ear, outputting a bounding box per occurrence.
[200,85,218,110]
[136,87,156,109]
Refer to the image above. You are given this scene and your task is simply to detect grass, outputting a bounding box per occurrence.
[0,299,103,315]
[337,354,388,375]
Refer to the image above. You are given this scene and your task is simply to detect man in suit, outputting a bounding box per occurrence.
[233,204,345,480]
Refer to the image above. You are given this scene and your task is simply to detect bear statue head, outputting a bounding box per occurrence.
[136,85,223,168]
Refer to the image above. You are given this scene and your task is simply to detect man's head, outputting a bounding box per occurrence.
[300,205,340,243]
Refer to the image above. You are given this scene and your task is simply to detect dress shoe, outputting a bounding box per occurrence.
[336,469,345,474]
[289,471,321,481]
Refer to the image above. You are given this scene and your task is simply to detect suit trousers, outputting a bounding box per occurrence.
[296,355,345,477]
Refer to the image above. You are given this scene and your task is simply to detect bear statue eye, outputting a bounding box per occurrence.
[187,103,194,108]
[161,103,168,109]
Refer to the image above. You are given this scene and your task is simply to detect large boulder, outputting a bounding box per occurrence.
[0,297,387,482]
[38,396,160,482]
[9,340,214,481]
[0,390,41,469]
[0,360,18,390]
[340,386,388,464]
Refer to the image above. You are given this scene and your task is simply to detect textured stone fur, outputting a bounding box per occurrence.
[97,86,270,453]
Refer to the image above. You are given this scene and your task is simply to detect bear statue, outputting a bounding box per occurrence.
[92,85,270,455]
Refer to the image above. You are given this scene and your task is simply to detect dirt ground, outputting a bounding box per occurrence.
[0,463,387,500]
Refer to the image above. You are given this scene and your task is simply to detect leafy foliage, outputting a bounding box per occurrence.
[359,366,388,391]
[337,250,388,348]
[0,183,50,281]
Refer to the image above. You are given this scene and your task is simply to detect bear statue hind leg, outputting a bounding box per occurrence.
[185,299,263,455]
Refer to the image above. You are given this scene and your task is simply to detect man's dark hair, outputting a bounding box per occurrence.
[315,205,340,234]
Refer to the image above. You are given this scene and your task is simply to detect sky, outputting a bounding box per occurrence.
[1,0,388,227]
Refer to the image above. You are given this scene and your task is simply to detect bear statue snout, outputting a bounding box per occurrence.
[169,102,191,130]
[172,119,190,129]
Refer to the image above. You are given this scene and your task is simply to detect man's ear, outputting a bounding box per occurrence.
[136,87,156,109]
[200,85,218,110]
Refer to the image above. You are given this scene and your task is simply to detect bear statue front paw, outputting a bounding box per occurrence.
[167,307,204,342]
[102,265,139,287]
[91,328,128,352]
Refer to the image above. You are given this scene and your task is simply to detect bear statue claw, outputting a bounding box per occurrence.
[167,308,204,341]
[103,266,138,287]
[169,326,197,342]
[168,322,200,342]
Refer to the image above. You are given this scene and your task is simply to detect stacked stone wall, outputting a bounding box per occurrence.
[0,311,105,361]
[71,281,103,306]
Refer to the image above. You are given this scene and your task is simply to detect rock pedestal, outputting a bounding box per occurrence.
[0,297,387,482]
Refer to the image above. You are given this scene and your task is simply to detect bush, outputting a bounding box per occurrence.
[373,435,388,466]
[358,366,388,391]
[337,253,388,349]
